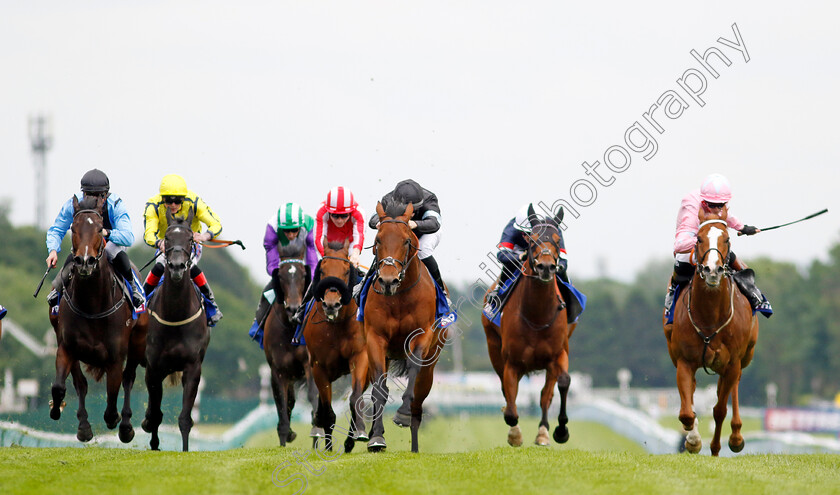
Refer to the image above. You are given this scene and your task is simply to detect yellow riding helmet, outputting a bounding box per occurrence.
[160,174,188,196]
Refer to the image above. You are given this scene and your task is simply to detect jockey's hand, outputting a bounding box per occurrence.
[194,232,211,243]
[349,248,361,267]
[408,220,417,230]
[46,250,58,268]
[738,225,760,236]
[101,228,110,239]
[156,239,165,252]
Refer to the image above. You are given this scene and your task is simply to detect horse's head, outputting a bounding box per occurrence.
[524,204,565,283]
[70,195,107,278]
[695,206,731,287]
[317,240,353,321]
[164,207,195,283]
[276,239,307,321]
[374,201,418,296]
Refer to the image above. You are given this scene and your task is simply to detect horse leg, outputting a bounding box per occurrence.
[103,361,123,430]
[408,358,438,454]
[311,365,335,452]
[483,323,505,396]
[305,366,325,444]
[269,369,291,446]
[554,352,571,444]
[534,368,556,446]
[502,364,523,447]
[50,345,72,421]
[179,362,201,452]
[347,351,370,451]
[366,337,388,452]
[142,368,164,451]
[728,368,745,453]
[676,359,701,454]
[119,356,138,443]
[286,383,298,444]
[395,346,425,428]
[69,361,92,442]
[710,365,741,457]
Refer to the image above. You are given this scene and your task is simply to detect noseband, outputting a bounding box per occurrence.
[695,219,730,281]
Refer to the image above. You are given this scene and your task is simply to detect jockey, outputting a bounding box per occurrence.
[664,173,770,317]
[291,186,365,328]
[45,169,145,309]
[486,203,569,303]
[362,179,448,299]
[249,202,318,338]
[142,174,224,325]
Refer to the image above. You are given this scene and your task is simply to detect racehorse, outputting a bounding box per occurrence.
[481,205,575,447]
[263,240,320,447]
[664,206,759,456]
[142,207,211,451]
[49,195,142,443]
[301,240,369,452]
[364,201,445,453]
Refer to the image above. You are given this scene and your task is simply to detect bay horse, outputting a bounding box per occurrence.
[49,195,142,444]
[364,201,445,453]
[481,205,575,447]
[301,240,369,453]
[664,206,759,456]
[263,239,320,447]
[142,207,210,451]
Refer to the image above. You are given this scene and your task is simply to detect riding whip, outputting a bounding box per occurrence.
[33,266,53,298]
[201,238,246,250]
[757,208,828,232]
[139,251,163,272]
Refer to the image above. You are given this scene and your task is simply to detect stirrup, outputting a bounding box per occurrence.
[47,288,60,307]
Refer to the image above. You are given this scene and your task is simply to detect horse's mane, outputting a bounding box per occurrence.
[278,236,306,258]
[382,199,409,219]
[77,195,102,212]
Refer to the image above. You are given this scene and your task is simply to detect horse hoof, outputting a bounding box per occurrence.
[507,425,523,447]
[50,408,61,421]
[367,436,387,452]
[393,410,411,428]
[119,424,135,443]
[354,429,369,441]
[286,430,297,443]
[729,438,745,453]
[553,426,570,444]
[685,438,702,454]
[310,426,325,438]
[535,425,550,446]
[141,418,152,433]
[105,416,120,430]
[77,426,93,443]
[344,436,356,454]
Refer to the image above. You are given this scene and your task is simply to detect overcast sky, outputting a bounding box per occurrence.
[2,1,837,288]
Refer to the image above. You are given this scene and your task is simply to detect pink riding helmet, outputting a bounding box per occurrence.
[699,173,732,203]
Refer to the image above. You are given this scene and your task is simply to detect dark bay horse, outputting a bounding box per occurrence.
[481,206,575,447]
[49,195,142,443]
[263,240,320,447]
[365,202,444,453]
[142,207,210,451]
[664,206,759,456]
[301,241,369,453]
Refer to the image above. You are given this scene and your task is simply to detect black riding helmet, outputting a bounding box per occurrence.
[393,179,424,208]
[80,169,110,194]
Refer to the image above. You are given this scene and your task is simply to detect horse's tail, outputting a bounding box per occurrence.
[166,371,183,386]
[84,364,106,382]
[388,359,409,378]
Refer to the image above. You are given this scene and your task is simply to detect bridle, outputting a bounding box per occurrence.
[372,218,420,295]
[694,219,731,282]
[71,209,106,269]
[164,224,195,272]
[524,222,563,280]
[65,209,123,319]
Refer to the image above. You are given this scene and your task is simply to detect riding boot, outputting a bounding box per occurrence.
[143,263,165,299]
[353,263,376,304]
[421,256,450,305]
[47,255,74,307]
[248,282,273,340]
[486,259,518,308]
[292,262,321,326]
[113,250,146,308]
[664,260,694,316]
[729,254,773,318]
[198,282,224,326]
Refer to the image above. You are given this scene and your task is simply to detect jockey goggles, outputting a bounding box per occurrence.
[163,195,184,205]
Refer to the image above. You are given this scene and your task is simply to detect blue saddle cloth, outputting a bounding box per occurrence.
[290,299,317,347]
[356,270,457,330]
[482,271,587,327]
[0,305,6,321]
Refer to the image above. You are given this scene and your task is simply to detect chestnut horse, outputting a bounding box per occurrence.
[482,206,575,447]
[263,241,320,446]
[364,202,445,453]
[49,195,142,444]
[664,207,759,456]
[142,208,210,451]
[301,241,369,453]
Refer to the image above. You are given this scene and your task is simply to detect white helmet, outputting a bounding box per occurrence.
[514,203,535,233]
